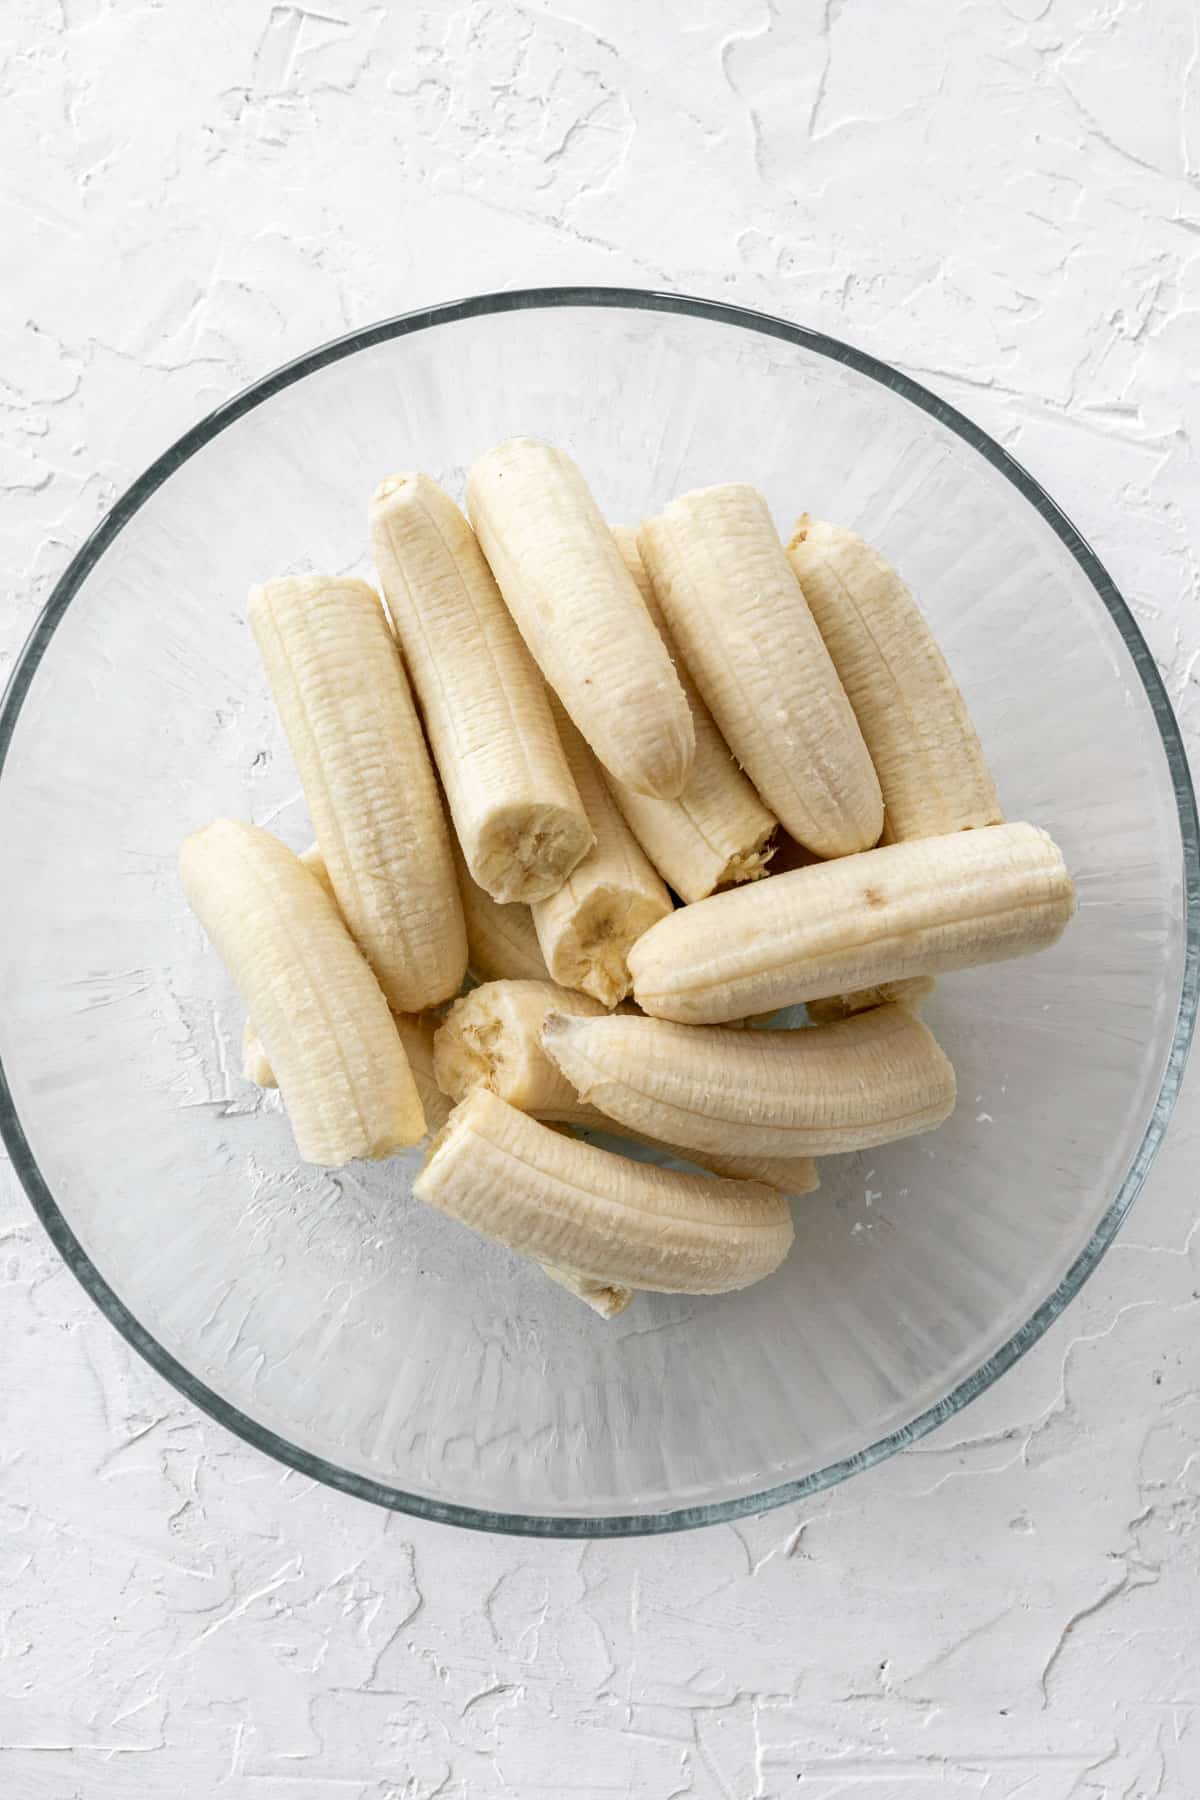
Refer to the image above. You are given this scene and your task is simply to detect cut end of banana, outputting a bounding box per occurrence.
[540,885,666,1006]
[540,1263,635,1317]
[434,981,607,1115]
[434,1006,506,1104]
[715,826,778,891]
[472,802,596,906]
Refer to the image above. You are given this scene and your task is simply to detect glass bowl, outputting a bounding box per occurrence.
[1,289,1195,1537]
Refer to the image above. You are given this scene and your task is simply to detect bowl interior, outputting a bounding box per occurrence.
[0,295,1192,1531]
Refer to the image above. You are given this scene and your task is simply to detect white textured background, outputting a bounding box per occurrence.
[2,1,1199,1794]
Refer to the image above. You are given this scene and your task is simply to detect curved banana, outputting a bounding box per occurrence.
[786,518,1002,841]
[433,980,818,1196]
[603,526,778,902]
[414,1090,795,1296]
[530,697,673,1006]
[249,575,467,1012]
[370,474,593,902]
[542,1004,955,1158]
[180,820,425,1164]
[807,976,935,1026]
[466,439,695,800]
[428,989,635,1314]
[638,485,883,857]
[629,821,1075,1025]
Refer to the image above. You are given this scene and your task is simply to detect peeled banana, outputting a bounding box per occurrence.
[249,575,467,1012]
[807,976,935,1026]
[432,979,818,1196]
[434,978,608,1116]
[180,820,425,1163]
[240,848,459,1115]
[414,1090,795,1295]
[466,439,695,800]
[629,821,1075,1025]
[786,517,1003,841]
[370,474,593,903]
[193,441,1080,1323]
[542,1003,955,1158]
[530,696,673,1006]
[603,526,778,902]
[452,836,553,983]
[638,485,883,857]
[242,843,335,1084]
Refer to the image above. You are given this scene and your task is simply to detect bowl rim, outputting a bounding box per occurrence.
[2,284,1196,1537]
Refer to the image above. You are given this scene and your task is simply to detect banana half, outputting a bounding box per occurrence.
[467,439,695,800]
[541,1003,956,1159]
[786,517,1002,842]
[629,821,1075,1025]
[249,574,467,1012]
[414,1090,795,1296]
[638,484,883,857]
[180,820,425,1165]
[371,473,593,903]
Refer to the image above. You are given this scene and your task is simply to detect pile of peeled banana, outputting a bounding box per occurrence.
[181,440,1075,1317]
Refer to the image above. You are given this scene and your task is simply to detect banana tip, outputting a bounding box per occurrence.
[372,473,417,503]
